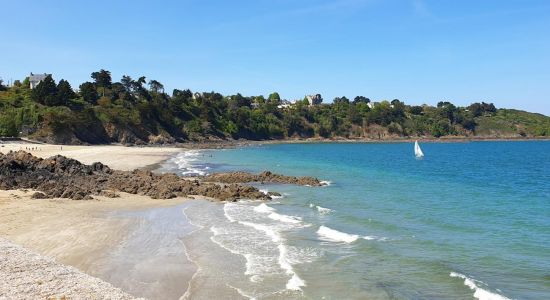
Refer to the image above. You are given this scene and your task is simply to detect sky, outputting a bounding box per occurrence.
[1,0,549,115]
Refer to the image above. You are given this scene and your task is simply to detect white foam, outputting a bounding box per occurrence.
[286,274,306,291]
[278,244,306,291]
[309,203,334,215]
[223,204,237,223]
[253,203,275,213]
[450,272,510,300]
[226,284,256,300]
[220,202,310,292]
[240,221,281,243]
[316,205,334,215]
[172,150,209,176]
[317,226,359,243]
[254,204,303,225]
[259,189,284,199]
[320,180,332,186]
[268,212,302,224]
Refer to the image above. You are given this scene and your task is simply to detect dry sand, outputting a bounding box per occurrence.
[0,143,181,171]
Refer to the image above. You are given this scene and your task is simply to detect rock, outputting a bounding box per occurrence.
[202,170,324,186]
[99,190,120,198]
[31,192,48,199]
[0,151,271,202]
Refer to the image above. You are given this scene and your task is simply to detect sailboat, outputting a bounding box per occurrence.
[414,140,424,159]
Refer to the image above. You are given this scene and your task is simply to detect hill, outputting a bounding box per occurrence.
[0,71,548,144]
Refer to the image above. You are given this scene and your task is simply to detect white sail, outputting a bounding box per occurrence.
[414,140,424,158]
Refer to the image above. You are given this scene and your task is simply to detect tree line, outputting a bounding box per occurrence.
[0,69,547,141]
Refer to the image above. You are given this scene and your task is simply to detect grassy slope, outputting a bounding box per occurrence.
[475,109,550,137]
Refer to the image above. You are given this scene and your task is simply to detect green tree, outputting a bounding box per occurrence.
[121,75,133,92]
[148,79,164,93]
[0,79,7,91]
[91,69,112,96]
[31,75,59,105]
[57,79,76,104]
[79,82,98,104]
[409,106,423,115]
[268,92,281,104]
[353,96,370,104]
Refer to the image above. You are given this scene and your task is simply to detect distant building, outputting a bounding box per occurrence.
[305,94,322,106]
[192,92,203,100]
[367,102,379,109]
[29,73,49,89]
[277,99,293,109]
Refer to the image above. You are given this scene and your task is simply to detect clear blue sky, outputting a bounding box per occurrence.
[1,0,549,115]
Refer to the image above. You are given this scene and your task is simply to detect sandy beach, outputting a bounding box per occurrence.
[0,143,181,171]
[0,144,197,299]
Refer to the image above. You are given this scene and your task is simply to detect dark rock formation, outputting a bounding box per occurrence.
[202,170,326,186]
[30,192,47,199]
[0,151,270,202]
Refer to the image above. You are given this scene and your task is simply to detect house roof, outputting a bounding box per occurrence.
[29,73,48,82]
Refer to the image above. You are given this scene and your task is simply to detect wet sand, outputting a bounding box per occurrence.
[0,189,197,299]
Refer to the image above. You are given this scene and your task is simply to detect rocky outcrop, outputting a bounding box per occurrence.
[0,151,270,201]
[202,170,326,186]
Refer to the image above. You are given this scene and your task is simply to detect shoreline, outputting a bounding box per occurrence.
[0,190,195,298]
[0,144,197,299]
[169,136,550,150]
[0,189,194,299]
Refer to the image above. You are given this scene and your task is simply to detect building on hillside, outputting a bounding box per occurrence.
[305,94,322,106]
[367,102,380,109]
[192,92,203,100]
[29,73,49,89]
[277,99,293,109]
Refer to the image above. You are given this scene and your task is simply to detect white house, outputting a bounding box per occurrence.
[305,94,322,106]
[367,102,380,109]
[277,99,294,109]
[29,73,49,89]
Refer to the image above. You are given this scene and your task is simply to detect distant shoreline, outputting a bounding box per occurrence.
[161,136,550,151]
[2,136,549,150]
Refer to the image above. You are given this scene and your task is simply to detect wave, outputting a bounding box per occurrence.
[259,189,284,199]
[223,204,237,223]
[278,244,306,290]
[320,180,332,186]
[309,203,334,215]
[254,203,303,225]
[217,202,311,291]
[316,226,386,243]
[268,212,302,224]
[253,203,275,213]
[317,226,359,243]
[240,221,281,243]
[171,150,209,176]
[226,284,256,300]
[450,272,510,300]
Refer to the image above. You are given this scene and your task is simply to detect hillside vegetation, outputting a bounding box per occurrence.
[0,70,548,144]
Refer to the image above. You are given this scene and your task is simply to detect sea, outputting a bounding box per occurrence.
[160,141,550,299]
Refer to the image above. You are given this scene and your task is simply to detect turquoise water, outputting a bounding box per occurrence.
[174,141,550,299]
